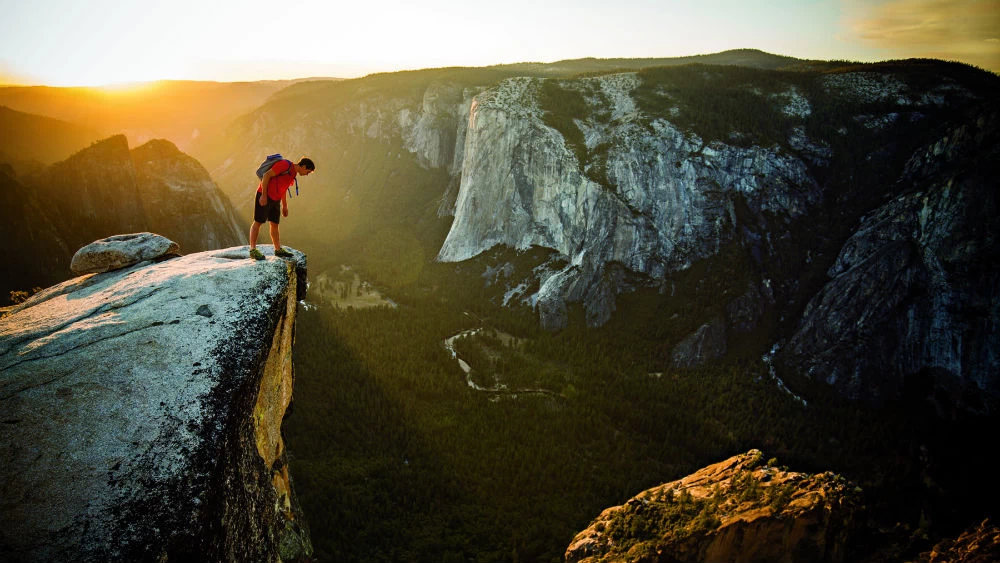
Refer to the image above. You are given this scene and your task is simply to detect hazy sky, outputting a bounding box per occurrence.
[1,0,997,86]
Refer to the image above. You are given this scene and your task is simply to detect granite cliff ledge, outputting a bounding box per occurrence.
[0,241,311,562]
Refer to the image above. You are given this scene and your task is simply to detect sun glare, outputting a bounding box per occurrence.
[97,81,167,94]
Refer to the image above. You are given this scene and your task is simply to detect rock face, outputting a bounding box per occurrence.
[0,242,311,562]
[671,316,728,368]
[914,519,1000,563]
[437,74,819,328]
[36,135,148,248]
[130,139,245,254]
[433,66,994,332]
[780,110,1000,405]
[565,450,862,563]
[428,64,999,408]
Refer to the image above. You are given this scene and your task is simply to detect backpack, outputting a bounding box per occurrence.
[255,153,298,197]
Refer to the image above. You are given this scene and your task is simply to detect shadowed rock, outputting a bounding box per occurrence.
[671,314,727,368]
[0,244,311,562]
[914,519,1000,563]
[780,110,1000,408]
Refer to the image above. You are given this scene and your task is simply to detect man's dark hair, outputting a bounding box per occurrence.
[298,157,316,171]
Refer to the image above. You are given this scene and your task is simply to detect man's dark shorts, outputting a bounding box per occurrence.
[253,192,281,224]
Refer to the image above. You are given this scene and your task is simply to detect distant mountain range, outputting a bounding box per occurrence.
[495,48,821,75]
[0,79,322,155]
[0,105,101,167]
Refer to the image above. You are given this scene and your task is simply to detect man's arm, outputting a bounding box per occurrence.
[259,168,277,205]
[281,190,289,217]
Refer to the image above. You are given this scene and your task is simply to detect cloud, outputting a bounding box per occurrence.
[848,0,1000,70]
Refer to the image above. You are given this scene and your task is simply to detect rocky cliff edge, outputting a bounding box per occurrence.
[0,241,311,562]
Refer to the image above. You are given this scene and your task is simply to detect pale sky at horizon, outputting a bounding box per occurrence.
[1,0,997,87]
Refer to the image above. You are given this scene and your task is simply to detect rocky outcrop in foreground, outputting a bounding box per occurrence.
[915,519,1000,563]
[565,450,862,563]
[0,238,311,562]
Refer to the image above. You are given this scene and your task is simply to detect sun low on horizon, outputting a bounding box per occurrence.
[1,0,998,87]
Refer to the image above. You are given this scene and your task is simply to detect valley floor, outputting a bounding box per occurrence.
[283,262,997,562]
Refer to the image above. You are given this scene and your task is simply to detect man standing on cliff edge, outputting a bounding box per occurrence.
[249,156,315,260]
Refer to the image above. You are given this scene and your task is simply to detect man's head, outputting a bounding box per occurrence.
[295,157,316,176]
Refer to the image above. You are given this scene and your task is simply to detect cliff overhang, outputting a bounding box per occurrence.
[0,242,311,562]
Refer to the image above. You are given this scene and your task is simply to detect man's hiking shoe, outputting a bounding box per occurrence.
[249,248,265,260]
[274,247,294,258]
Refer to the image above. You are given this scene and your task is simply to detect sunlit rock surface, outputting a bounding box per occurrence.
[566,450,862,563]
[437,74,819,328]
[0,244,311,562]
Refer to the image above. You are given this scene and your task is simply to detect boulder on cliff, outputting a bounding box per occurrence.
[70,232,180,274]
[0,240,311,562]
[565,449,862,563]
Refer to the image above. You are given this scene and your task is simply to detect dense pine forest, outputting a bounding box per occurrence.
[284,250,997,562]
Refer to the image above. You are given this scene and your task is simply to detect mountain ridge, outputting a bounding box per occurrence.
[0,105,101,167]
[0,79,311,155]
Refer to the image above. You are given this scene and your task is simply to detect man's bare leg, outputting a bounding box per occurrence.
[249,221,264,249]
[269,222,281,251]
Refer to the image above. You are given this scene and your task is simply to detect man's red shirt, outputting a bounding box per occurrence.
[257,160,296,200]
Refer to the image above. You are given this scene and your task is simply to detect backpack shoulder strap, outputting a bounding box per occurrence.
[281,159,297,197]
